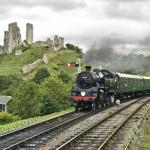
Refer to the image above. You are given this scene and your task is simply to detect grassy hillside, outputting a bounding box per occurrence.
[0,47,82,76]
[0,47,82,120]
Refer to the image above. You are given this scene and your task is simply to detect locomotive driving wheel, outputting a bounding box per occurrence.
[75,105,79,111]
[88,101,96,111]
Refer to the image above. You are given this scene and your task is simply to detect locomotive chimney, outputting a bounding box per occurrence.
[85,66,92,71]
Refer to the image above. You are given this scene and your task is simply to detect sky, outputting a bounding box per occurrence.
[0,0,150,51]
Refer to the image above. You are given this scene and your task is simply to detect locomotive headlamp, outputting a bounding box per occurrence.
[81,91,86,96]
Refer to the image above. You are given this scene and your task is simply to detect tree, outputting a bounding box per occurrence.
[41,77,72,110]
[33,68,50,84]
[75,46,82,53]
[0,75,22,93]
[8,81,42,119]
[66,43,75,50]
[40,93,61,115]
[66,43,82,54]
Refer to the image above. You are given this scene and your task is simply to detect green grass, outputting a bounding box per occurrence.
[0,64,23,75]
[0,48,82,76]
[139,110,150,150]
[0,47,48,65]
[0,108,74,135]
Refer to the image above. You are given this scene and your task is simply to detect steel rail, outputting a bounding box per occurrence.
[0,111,76,150]
[1,111,99,150]
[56,97,150,150]
[0,111,75,139]
[98,98,150,150]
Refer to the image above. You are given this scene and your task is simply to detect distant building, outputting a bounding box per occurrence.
[0,96,11,112]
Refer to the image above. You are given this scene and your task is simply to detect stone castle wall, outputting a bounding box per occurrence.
[31,35,64,50]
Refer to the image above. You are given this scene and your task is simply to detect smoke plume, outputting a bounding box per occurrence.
[84,41,150,74]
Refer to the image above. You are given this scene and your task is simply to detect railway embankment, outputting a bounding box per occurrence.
[103,100,150,150]
[36,98,146,150]
[1,97,150,150]
[0,108,73,135]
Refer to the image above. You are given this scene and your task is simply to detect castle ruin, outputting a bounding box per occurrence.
[0,46,3,54]
[4,22,21,53]
[31,35,64,50]
[26,23,33,44]
[1,22,64,54]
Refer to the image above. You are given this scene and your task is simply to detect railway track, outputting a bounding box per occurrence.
[0,110,99,150]
[56,97,150,150]
[105,102,150,150]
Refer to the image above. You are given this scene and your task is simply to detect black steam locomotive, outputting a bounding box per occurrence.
[71,66,150,111]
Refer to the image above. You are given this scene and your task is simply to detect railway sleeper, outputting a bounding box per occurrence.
[69,147,88,150]
[75,140,92,143]
[72,144,101,149]
[73,143,98,147]
[91,130,114,133]
[32,140,42,144]
[83,135,105,138]
[86,132,112,136]
[24,143,37,147]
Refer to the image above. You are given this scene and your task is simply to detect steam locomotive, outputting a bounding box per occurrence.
[71,66,150,111]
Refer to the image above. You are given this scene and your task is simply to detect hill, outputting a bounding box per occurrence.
[0,46,83,120]
[0,47,82,76]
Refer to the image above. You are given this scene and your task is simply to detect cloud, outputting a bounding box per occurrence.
[0,0,86,11]
[94,0,149,2]
[0,0,150,51]
[104,1,150,21]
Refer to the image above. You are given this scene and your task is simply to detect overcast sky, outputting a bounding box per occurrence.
[0,0,150,51]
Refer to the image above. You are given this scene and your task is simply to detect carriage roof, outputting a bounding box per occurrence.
[116,72,150,80]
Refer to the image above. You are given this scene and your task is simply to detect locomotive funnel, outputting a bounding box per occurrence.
[85,66,92,71]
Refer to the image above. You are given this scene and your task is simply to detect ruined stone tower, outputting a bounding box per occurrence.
[26,23,33,44]
[4,31,9,53]
[53,35,64,50]
[59,37,64,49]
[4,22,21,53]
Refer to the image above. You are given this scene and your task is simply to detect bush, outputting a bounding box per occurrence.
[41,77,72,110]
[8,81,43,119]
[40,93,61,115]
[0,112,20,125]
[33,68,50,84]
[58,70,72,83]
[0,75,22,93]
